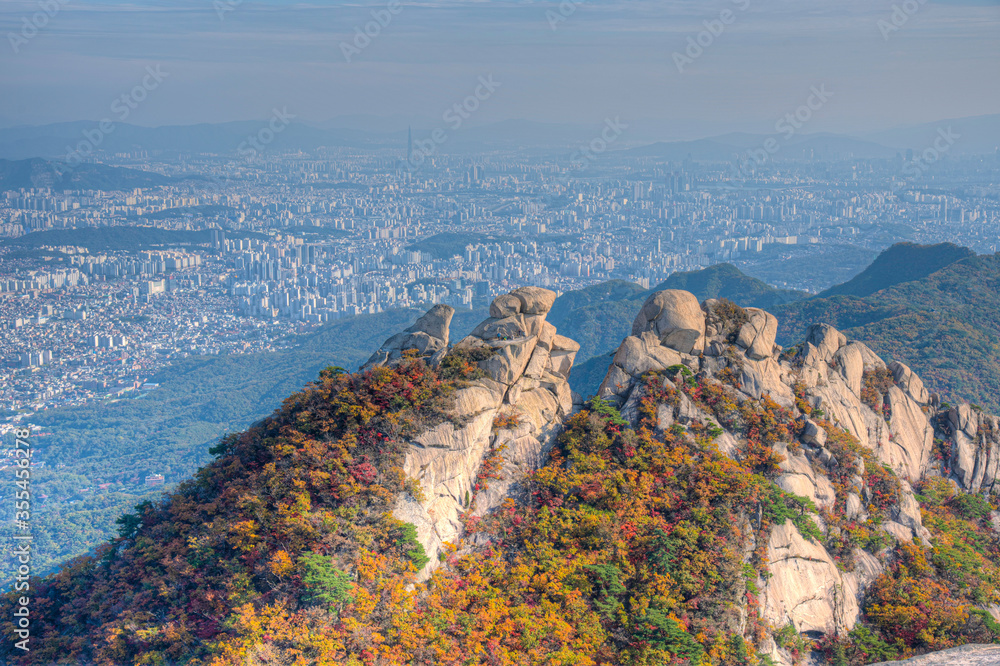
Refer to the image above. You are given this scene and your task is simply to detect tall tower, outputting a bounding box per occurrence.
[407,126,413,164]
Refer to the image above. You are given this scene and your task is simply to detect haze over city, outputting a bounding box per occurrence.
[2,0,999,137]
[3,2,1000,665]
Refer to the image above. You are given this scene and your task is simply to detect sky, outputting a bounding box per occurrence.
[1,0,998,139]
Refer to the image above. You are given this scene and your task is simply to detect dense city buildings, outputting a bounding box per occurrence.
[2,146,999,424]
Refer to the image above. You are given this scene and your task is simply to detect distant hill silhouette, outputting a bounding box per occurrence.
[652,263,808,309]
[0,157,173,192]
[817,242,975,298]
[778,251,1000,411]
[4,226,211,252]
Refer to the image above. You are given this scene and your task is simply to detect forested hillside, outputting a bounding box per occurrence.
[776,253,1000,412]
[0,309,481,583]
[4,290,1000,666]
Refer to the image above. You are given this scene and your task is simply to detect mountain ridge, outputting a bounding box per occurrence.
[816,242,976,299]
[4,286,1000,665]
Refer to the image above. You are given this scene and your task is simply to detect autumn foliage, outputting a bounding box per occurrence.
[4,350,1000,666]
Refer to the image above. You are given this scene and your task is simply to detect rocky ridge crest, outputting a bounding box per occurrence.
[368,286,1000,662]
[365,287,580,573]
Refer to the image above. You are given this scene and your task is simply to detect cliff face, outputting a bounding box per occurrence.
[365,288,1000,640]
[364,287,580,572]
[587,289,1000,664]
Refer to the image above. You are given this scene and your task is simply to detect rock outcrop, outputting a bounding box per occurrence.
[376,288,578,575]
[945,404,1000,493]
[362,304,454,370]
[370,285,1000,659]
[591,288,1000,665]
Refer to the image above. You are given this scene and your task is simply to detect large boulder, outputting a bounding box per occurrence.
[597,332,684,405]
[632,290,706,355]
[512,286,557,315]
[736,308,778,360]
[363,304,455,370]
[806,324,846,362]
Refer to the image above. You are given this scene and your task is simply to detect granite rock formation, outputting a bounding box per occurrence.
[593,290,999,665]
[370,288,579,576]
[367,286,1000,661]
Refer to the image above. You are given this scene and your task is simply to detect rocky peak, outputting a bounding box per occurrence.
[356,285,1000,657]
[591,289,1000,664]
[362,303,455,370]
[372,287,580,575]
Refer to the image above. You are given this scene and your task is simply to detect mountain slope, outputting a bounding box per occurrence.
[0,308,488,586]
[777,252,1000,412]
[817,242,975,298]
[0,158,172,191]
[652,263,807,309]
[5,287,1000,665]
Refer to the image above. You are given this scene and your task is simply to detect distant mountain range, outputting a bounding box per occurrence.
[0,158,176,192]
[625,133,901,162]
[2,113,998,160]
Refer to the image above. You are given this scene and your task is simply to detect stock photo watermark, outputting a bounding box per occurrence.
[550,117,628,189]
[65,65,170,165]
[902,128,960,181]
[10,427,33,652]
[7,0,70,54]
[673,0,751,74]
[878,0,929,41]
[340,0,403,63]
[404,75,502,173]
[546,0,585,31]
[237,108,297,157]
[739,84,833,175]
[214,0,243,21]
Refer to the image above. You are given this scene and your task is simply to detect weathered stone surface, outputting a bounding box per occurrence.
[388,289,582,577]
[851,341,888,371]
[737,308,779,360]
[471,315,527,342]
[551,334,580,353]
[884,386,934,482]
[802,420,827,448]
[868,645,1000,665]
[481,338,538,385]
[411,304,454,341]
[490,293,522,318]
[887,480,932,543]
[890,361,930,405]
[846,493,865,521]
[632,289,706,354]
[549,335,580,378]
[763,522,860,637]
[363,304,455,370]
[806,323,846,362]
[512,286,557,315]
[947,405,1000,492]
[597,364,633,403]
[776,445,836,511]
[835,344,864,396]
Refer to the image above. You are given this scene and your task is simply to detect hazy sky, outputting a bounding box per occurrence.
[1,0,998,137]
